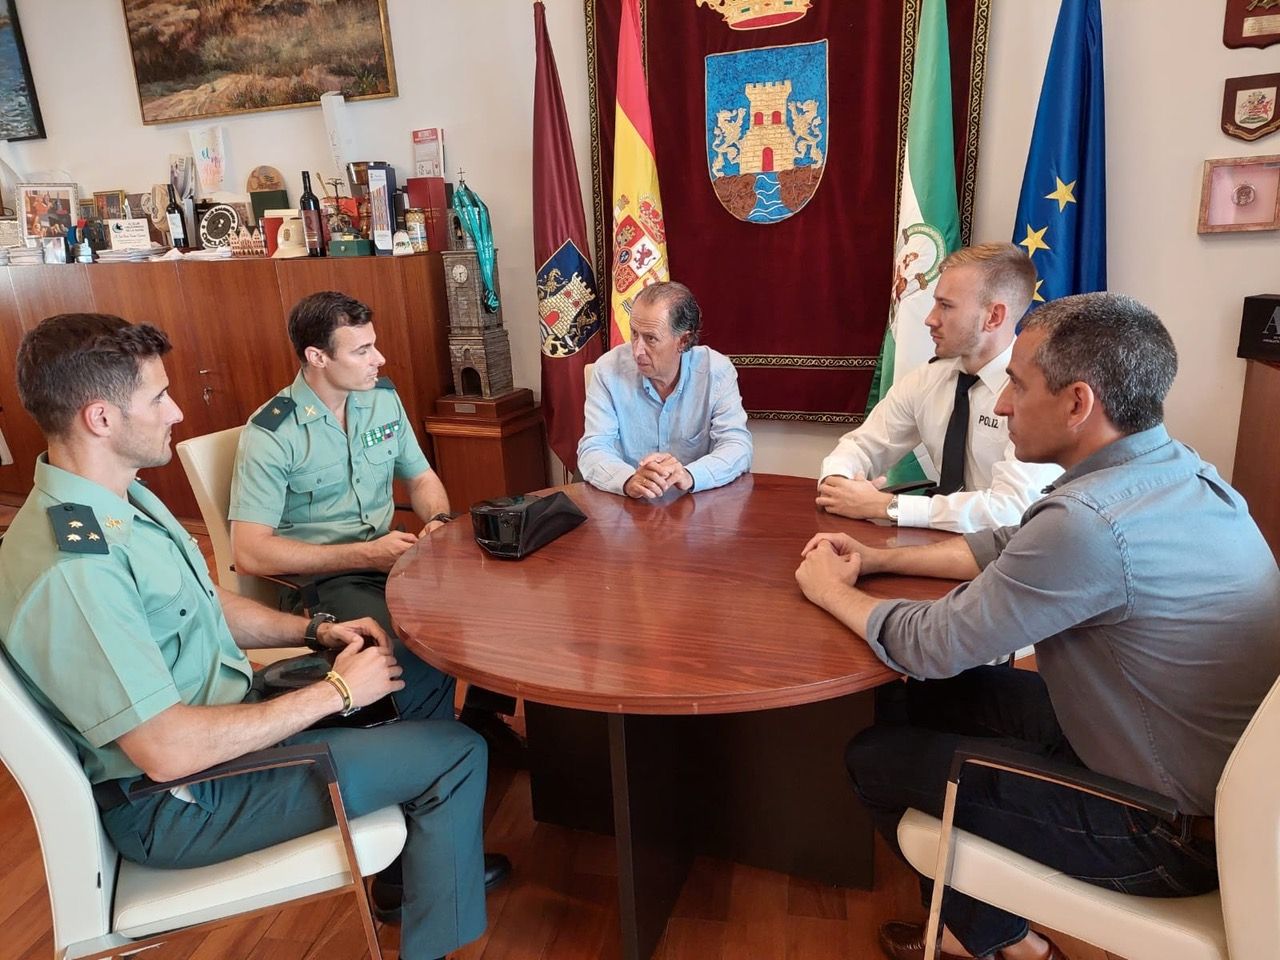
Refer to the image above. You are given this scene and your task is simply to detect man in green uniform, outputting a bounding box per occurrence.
[0,313,488,960]
[227,290,514,910]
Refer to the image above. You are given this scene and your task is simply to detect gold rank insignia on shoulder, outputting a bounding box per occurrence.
[105,517,124,529]
[251,396,296,432]
[360,419,403,448]
[47,503,109,555]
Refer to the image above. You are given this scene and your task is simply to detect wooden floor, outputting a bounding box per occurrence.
[0,502,1122,960]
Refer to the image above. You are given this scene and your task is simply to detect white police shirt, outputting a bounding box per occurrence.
[818,342,1062,533]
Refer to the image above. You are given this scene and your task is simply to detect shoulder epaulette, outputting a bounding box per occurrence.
[47,503,109,555]
[374,376,396,390]
[251,397,296,431]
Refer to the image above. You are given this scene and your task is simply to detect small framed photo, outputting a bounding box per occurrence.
[77,199,96,221]
[1197,155,1280,233]
[94,189,127,222]
[17,182,78,243]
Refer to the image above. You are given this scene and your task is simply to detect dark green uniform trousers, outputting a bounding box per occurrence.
[304,571,516,716]
[101,648,489,959]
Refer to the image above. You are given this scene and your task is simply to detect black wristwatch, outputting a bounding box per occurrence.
[303,612,338,651]
[429,512,455,525]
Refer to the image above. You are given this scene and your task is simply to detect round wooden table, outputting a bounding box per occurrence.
[387,474,958,960]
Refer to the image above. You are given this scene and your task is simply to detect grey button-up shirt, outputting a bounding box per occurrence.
[865,425,1280,815]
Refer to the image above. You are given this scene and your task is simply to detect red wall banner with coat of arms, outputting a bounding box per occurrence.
[586,0,990,423]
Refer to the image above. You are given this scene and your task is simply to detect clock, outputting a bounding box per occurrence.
[198,203,240,248]
[451,262,469,284]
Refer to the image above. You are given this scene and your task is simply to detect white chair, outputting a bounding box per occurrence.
[0,647,405,960]
[176,425,277,606]
[898,674,1280,960]
[177,426,308,664]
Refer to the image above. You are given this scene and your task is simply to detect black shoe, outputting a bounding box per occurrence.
[459,707,528,769]
[369,854,513,925]
[483,852,512,892]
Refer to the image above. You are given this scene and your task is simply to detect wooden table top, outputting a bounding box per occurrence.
[387,474,960,715]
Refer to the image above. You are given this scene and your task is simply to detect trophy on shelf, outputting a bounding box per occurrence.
[426,175,548,507]
[442,175,511,399]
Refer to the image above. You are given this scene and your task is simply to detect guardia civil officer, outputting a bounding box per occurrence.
[0,313,488,960]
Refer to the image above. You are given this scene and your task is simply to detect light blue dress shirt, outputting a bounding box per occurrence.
[578,344,753,495]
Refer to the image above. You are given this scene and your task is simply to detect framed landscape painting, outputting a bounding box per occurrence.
[120,0,398,125]
[0,0,44,140]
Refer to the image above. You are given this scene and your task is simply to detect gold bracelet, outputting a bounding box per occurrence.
[323,670,358,716]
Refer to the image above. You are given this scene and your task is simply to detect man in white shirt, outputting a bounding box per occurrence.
[817,243,1061,533]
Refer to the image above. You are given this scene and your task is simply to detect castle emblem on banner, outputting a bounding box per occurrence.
[696,0,813,30]
[612,193,667,296]
[537,239,602,358]
[705,41,827,224]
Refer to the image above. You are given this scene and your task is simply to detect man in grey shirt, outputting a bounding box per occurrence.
[796,293,1280,960]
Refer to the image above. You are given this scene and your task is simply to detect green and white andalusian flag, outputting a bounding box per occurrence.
[865,0,961,484]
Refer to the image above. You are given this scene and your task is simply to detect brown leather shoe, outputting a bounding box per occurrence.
[877,921,1069,960]
[877,921,980,960]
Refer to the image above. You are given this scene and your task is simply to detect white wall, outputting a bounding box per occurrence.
[7,0,1278,480]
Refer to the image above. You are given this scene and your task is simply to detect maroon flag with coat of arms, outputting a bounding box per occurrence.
[533,0,604,474]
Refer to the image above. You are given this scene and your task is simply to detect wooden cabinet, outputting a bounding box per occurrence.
[0,255,452,518]
[1234,359,1280,562]
[425,389,550,509]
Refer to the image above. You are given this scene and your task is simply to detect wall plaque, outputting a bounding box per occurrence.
[1223,74,1280,141]
[1225,0,1280,49]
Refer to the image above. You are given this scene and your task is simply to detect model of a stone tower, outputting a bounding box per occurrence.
[441,248,514,398]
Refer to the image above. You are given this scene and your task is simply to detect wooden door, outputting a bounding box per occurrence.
[0,271,42,496]
[88,262,229,515]
[176,259,295,422]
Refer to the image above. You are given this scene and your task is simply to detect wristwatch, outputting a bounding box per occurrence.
[885,495,900,525]
[303,612,338,651]
[429,512,455,525]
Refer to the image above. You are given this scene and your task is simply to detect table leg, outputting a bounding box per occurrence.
[609,714,695,960]
[524,692,877,959]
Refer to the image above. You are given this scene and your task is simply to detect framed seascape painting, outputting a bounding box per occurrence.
[120,0,398,125]
[0,0,44,140]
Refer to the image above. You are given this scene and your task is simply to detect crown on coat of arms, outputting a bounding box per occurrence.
[695,0,812,30]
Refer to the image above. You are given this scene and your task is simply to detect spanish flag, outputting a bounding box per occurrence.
[610,0,669,347]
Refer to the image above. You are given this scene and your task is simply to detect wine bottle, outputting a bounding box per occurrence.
[165,183,189,249]
[300,171,325,257]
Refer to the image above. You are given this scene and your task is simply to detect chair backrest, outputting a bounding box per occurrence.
[0,650,117,952]
[176,426,276,606]
[1215,671,1280,959]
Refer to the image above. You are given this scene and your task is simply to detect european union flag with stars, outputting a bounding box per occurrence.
[1013,0,1106,312]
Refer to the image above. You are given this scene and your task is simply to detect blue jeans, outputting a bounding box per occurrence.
[847,667,1218,957]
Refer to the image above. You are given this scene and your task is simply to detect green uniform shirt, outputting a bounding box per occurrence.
[229,372,430,544]
[0,457,253,784]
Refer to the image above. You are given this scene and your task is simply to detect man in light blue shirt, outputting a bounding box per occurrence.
[578,281,752,498]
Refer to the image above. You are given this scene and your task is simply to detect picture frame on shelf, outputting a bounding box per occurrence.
[1198,155,1280,234]
[0,0,44,140]
[77,199,97,221]
[94,189,127,222]
[121,0,397,125]
[17,182,77,243]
